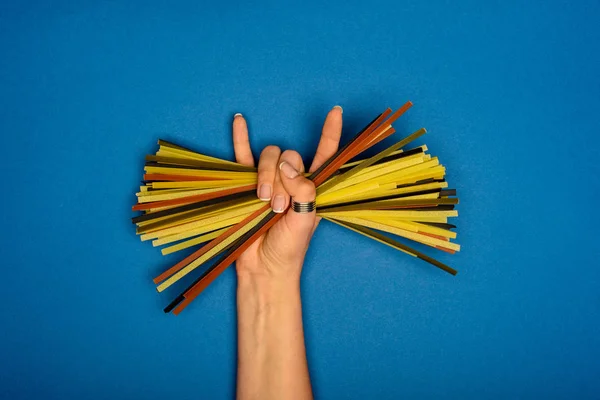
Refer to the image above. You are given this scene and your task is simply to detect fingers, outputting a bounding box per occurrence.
[309,105,343,173]
[279,151,317,233]
[232,113,255,167]
[257,145,289,213]
[271,162,288,213]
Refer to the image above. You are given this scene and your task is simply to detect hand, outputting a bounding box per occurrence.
[231,107,343,283]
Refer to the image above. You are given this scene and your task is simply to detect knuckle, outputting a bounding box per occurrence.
[280,150,304,172]
[261,145,281,156]
[258,146,281,174]
[281,149,300,159]
[298,180,316,197]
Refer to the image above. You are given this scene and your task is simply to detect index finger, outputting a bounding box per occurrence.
[308,105,343,173]
[232,113,255,167]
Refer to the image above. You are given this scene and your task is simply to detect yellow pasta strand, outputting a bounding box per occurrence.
[141,202,264,241]
[161,227,230,255]
[328,215,460,251]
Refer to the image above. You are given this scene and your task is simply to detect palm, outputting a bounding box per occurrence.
[237,214,315,277]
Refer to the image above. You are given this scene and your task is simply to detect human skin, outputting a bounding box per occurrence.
[233,106,343,400]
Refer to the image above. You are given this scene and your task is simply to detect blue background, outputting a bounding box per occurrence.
[1,1,599,399]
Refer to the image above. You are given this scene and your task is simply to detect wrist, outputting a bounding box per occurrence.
[236,255,304,285]
[237,271,301,308]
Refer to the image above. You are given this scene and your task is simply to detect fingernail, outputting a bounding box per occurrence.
[333,105,343,114]
[258,184,272,200]
[234,113,243,119]
[279,161,299,179]
[272,195,285,213]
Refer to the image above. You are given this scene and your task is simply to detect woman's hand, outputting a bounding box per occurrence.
[234,107,342,400]
[232,107,343,283]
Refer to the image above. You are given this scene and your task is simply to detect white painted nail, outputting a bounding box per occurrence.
[272,195,285,213]
[333,105,343,114]
[234,113,243,118]
[258,184,272,201]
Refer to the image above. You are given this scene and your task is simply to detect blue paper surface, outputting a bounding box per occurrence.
[1,1,599,398]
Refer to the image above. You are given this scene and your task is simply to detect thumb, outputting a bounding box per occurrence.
[278,151,317,234]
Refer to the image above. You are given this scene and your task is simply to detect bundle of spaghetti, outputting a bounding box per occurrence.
[132,102,460,314]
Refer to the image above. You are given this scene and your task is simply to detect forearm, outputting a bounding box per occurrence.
[236,273,312,400]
